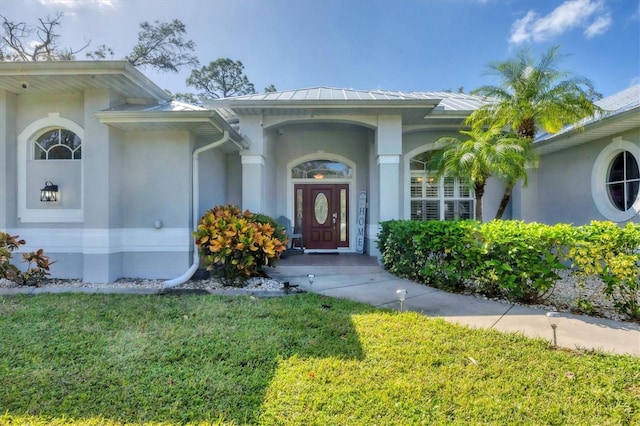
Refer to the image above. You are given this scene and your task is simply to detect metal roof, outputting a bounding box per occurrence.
[215,86,486,111]
[534,84,640,154]
[96,101,246,149]
[209,87,488,127]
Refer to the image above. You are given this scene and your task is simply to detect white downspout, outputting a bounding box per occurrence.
[162,131,232,289]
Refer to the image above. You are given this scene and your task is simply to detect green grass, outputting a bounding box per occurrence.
[0,293,638,425]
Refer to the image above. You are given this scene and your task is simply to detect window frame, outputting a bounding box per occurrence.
[591,137,640,222]
[17,114,85,223]
[407,148,475,221]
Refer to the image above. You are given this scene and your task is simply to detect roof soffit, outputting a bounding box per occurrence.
[0,61,170,103]
[535,108,640,155]
[95,109,246,148]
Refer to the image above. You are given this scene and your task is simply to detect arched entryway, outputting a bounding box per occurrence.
[290,156,354,250]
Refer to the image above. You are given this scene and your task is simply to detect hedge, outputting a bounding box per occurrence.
[378,220,640,319]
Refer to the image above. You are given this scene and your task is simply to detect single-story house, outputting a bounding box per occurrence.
[0,61,638,283]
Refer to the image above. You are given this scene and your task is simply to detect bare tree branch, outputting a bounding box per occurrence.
[1,13,94,61]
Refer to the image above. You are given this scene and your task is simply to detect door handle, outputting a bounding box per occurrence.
[332,212,337,227]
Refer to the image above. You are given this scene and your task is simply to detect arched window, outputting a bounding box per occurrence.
[292,159,352,180]
[607,151,640,212]
[34,128,82,160]
[410,151,474,221]
[18,115,84,223]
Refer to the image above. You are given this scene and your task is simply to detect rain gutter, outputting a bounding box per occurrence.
[161,130,239,288]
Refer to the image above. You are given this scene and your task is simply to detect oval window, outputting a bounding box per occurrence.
[607,151,640,211]
[314,193,329,224]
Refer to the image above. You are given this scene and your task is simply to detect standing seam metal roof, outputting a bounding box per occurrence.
[218,86,488,111]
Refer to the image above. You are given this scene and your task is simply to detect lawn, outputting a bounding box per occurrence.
[0,293,638,425]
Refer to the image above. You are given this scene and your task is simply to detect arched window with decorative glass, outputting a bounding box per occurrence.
[291,159,352,180]
[34,128,82,160]
[410,151,474,221]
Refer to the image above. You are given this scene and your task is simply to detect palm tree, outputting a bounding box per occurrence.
[436,124,537,222]
[469,46,601,218]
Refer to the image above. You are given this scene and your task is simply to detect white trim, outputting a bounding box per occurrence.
[17,114,85,223]
[591,137,640,222]
[404,144,436,219]
[4,228,192,254]
[286,153,357,250]
[377,154,400,165]
[241,154,265,165]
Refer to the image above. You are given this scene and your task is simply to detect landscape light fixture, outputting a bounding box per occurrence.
[40,181,58,202]
[396,289,407,312]
[307,274,315,285]
[546,312,560,347]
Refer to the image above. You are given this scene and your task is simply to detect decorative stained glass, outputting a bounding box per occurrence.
[296,188,303,228]
[314,193,329,224]
[340,189,347,242]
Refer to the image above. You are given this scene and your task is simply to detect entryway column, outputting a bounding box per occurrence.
[240,115,265,213]
[376,115,402,221]
[241,154,265,213]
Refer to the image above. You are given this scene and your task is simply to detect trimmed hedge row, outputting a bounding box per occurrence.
[378,220,640,319]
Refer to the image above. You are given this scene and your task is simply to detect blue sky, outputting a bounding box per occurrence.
[1,0,638,97]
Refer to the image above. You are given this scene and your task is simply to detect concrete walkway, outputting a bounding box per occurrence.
[267,254,640,357]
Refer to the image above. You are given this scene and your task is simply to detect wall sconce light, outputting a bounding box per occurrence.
[546,312,560,347]
[396,289,407,312]
[40,181,58,202]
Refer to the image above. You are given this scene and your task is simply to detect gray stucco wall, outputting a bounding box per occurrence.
[520,128,640,225]
[121,130,193,228]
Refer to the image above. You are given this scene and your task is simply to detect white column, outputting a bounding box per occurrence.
[239,115,265,213]
[241,154,265,213]
[376,115,402,221]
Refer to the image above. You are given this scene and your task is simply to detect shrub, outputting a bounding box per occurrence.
[412,220,481,292]
[474,221,573,302]
[569,221,640,319]
[0,232,54,286]
[193,205,287,285]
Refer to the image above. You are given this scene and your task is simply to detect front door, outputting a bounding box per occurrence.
[295,184,349,250]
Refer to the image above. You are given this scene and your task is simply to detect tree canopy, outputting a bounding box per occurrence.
[125,19,198,72]
[470,46,601,140]
[0,13,89,61]
[435,125,536,222]
[0,14,198,74]
[465,46,602,219]
[186,58,256,99]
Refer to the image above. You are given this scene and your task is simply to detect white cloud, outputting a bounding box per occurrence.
[584,14,612,38]
[509,0,612,44]
[38,0,118,9]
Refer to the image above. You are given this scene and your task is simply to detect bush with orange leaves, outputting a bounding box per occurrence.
[193,205,288,285]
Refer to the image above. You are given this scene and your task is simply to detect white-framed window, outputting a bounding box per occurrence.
[591,138,640,222]
[34,128,82,160]
[410,150,474,221]
[18,114,84,223]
